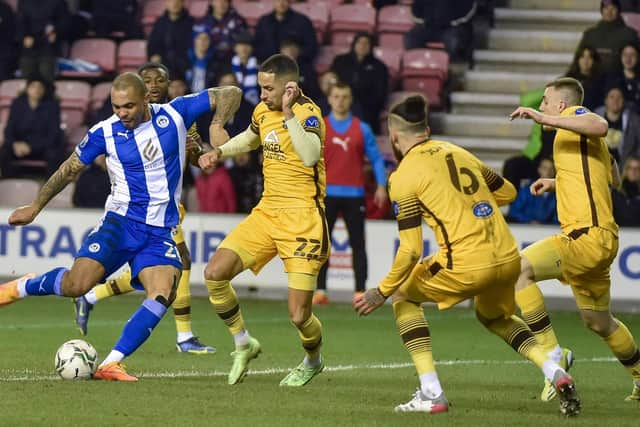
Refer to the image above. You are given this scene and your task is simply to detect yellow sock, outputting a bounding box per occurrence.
[481,313,548,369]
[173,269,192,334]
[604,319,640,381]
[296,314,322,360]
[393,300,435,375]
[515,284,559,353]
[206,279,245,335]
[94,270,134,301]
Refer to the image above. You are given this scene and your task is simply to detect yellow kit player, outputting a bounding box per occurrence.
[354,95,580,416]
[198,54,329,386]
[74,63,216,354]
[510,77,640,402]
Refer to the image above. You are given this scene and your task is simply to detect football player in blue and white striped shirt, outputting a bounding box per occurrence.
[0,72,242,381]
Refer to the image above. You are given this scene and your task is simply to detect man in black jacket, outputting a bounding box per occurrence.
[147,0,194,80]
[253,0,317,65]
[331,32,389,134]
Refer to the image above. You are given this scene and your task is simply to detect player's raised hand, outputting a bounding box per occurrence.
[530,178,555,196]
[354,288,387,316]
[509,106,545,124]
[282,81,300,114]
[9,204,39,226]
[198,148,221,173]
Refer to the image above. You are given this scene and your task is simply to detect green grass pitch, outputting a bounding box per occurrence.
[0,295,638,426]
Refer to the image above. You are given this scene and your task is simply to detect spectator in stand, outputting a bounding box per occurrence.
[611,156,640,226]
[228,30,259,106]
[16,0,70,82]
[194,163,237,213]
[185,29,219,93]
[89,0,142,39]
[331,32,389,134]
[405,0,477,61]
[0,1,17,81]
[72,154,110,208]
[565,46,606,110]
[147,0,194,80]
[227,151,263,213]
[313,82,388,305]
[621,155,640,197]
[507,157,558,225]
[279,37,321,101]
[193,0,247,64]
[606,43,640,112]
[169,78,189,99]
[316,70,337,117]
[0,74,62,178]
[253,0,317,65]
[576,0,639,74]
[595,86,640,166]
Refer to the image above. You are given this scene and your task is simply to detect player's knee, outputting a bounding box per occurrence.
[289,308,311,328]
[581,312,615,337]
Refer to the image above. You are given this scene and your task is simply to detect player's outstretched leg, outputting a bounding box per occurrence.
[391,300,448,413]
[0,273,37,306]
[206,277,259,384]
[74,270,135,335]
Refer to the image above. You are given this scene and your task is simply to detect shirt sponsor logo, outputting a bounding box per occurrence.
[392,201,399,217]
[575,107,588,115]
[304,116,320,128]
[472,201,494,218]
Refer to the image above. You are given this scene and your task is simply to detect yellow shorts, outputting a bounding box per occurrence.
[400,256,521,319]
[218,206,330,278]
[171,203,186,245]
[522,227,618,311]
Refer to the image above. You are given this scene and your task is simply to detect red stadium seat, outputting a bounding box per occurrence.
[117,39,148,72]
[234,1,272,29]
[378,90,423,133]
[329,4,376,46]
[0,79,26,109]
[91,82,112,113]
[291,2,329,44]
[373,46,401,87]
[377,5,413,49]
[313,44,349,74]
[623,13,640,37]
[402,78,443,109]
[401,48,449,81]
[5,0,17,12]
[54,80,91,112]
[60,110,86,132]
[142,0,167,36]
[188,0,210,19]
[62,38,117,78]
[66,125,89,151]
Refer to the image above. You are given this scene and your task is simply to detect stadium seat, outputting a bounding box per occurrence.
[5,0,17,12]
[48,182,76,209]
[60,110,86,132]
[313,44,349,74]
[402,48,449,81]
[378,90,423,133]
[373,46,401,88]
[117,39,148,72]
[62,38,117,78]
[623,13,640,37]
[0,179,41,207]
[234,1,272,29]
[377,5,413,50]
[54,81,91,113]
[290,2,329,44]
[402,78,444,109]
[142,0,167,36]
[188,0,209,18]
[0,79,26,109]
[329,4,376,46]
[91,82,112,113]
[66,125,89,151]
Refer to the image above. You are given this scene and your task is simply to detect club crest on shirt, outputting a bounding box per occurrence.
[78,135,88,149]
[392,201,400,217]
[155,115,169,128]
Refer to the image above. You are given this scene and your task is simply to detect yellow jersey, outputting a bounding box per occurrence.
[250,95,326,209]
[379,140,519,296]
[553,106,618,235]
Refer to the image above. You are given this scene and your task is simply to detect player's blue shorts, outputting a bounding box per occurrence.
[77,211,182,289]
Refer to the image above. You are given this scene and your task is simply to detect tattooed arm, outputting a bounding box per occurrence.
[8,152,86,226]
[208,86,242,147]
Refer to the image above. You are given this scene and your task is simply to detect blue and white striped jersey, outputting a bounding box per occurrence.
[76,90,211,228]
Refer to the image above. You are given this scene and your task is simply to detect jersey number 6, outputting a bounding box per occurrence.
[446,153,479,195]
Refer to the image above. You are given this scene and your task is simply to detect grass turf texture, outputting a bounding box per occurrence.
[0,296,638,426]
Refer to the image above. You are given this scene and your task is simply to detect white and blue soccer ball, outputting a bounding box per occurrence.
[54,339,98,380]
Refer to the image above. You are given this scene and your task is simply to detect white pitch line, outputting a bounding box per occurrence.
[0,357,618,382]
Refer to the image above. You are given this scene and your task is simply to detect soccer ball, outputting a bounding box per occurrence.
[54,339,98,380]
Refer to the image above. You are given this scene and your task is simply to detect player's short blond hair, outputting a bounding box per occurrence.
[545,77,584,106]
[112,72,146,98]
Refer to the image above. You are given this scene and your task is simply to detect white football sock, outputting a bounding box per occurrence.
[547,345,562,363]
[233,329,250,347]
[303,354,322,368]
[99,350,125,367]
[177,331,194,343]
[419,372,444,399]
[542,360,563,381]
[84,289,98,305]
